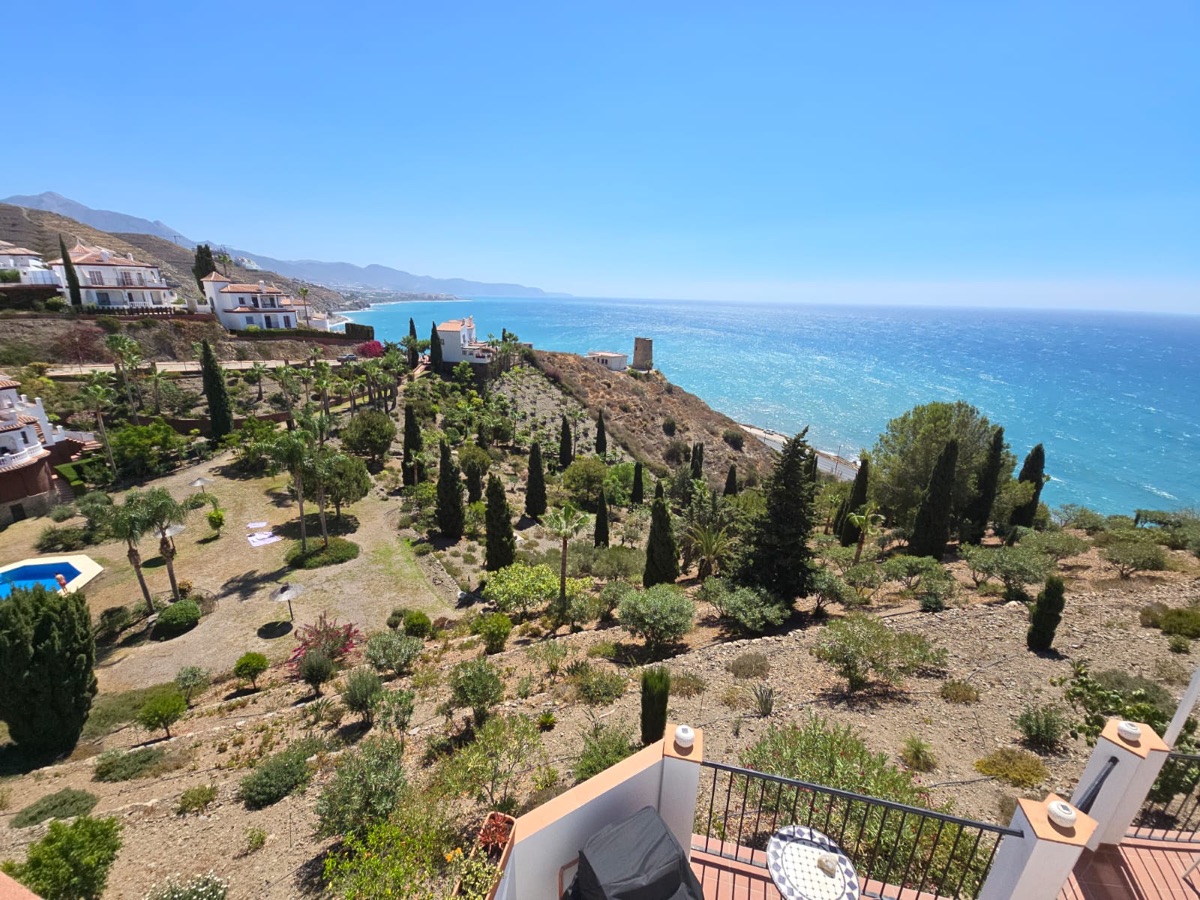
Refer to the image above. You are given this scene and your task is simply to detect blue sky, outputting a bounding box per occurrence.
[5,2,1198,310]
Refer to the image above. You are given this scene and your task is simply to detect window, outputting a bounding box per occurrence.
[283,317,291,328]
[137,272,145,285]
[96,292,111,306]
[88,270,105,286]
[119,271,135,286]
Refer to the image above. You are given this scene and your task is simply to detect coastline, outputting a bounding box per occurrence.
[740,423,859,480]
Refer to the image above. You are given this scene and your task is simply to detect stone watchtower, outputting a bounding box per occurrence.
[633,337,653,371]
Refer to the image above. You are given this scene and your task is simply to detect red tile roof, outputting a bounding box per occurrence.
[48,244,156,268]
[201,272,231,282]
[219,283,285,294]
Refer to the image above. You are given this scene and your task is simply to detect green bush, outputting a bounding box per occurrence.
[618,584,695,653]
[717,585,788,634]
[1016,703,1068,752]
[1027,575,1066,652]
[574,722,637,782]
[1101,532,1168,578]
[975,748,1048,788]
[299,652,335,696]
[566,661,627,706]
[449,658,504,726]
[144,872,229,900]
[233,652,269,689]
[640,666,670,745]
[35,524,94,553]
[238,737,324,809]
[48,504,77,523]
[901,736,937,772]
[1160,607,1200,639]
[315,736,408,839]
[11,788,99,828]
[82,682,178,741]
[174,666,210,705]
[1,816,121,900]
[386,607,405,630]
[343,668,384,723]
[598,580,636,620]
[722,428,745,451]
[940,679,980,704]
[136,692,188,738]
[812,613,947,693]
[473,613,513,655]
[154,600,201,638]
[321,804,457,899]
[95,605,131,643]
[726,652,770,680]
[176,784,218,814]
[93,747,166,782]
[402,609,432,638]
[364,631,423,677]
[286,537,361,569]
[246,827,267,853]
[1169,634,1192,654]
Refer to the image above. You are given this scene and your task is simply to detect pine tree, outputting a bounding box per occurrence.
[485,474,515,571]
[402,404,423,486]
[525,441,547,519]
[58,235,82,307]
[558,413,573,469]
[738,430,818,599]
[1027,575,1066,652]
[595,409,607,458]
[192,243,216,291]
[643,496,679,588]
[436,442,464,540]
[640,666,671,745]
[908,439,958,559]
[1009,443,1046,530]
[837,456,870,547]
[962,427,1005,544]
[594,490,610,548]
[0,584,97,754]
[632,461,644,505]
[429,321,443,372]
[723,463,738,496]
[199,340,233,443]
[690,442,705,480]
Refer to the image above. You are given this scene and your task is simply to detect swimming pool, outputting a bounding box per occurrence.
[0,556,103,598]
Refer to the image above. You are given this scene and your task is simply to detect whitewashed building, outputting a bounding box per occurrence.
[48,244,177,309]
[201,272,312,331]
[436,316,494,366]
[0,241,58,285]
[587,350,628,372]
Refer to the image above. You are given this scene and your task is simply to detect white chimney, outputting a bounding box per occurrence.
[258,280,266,292]
[100,250,110,262]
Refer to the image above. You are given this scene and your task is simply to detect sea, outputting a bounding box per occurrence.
[343,297,1200,516]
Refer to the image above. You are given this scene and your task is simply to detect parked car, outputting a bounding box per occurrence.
[337,353,357,363]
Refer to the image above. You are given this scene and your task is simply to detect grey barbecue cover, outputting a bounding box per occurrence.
[567,805,705,900]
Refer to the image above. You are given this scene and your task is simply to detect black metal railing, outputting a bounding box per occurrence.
[1129,752,1200,842]
[693,761,1022,900]
[1076,756,1119,814]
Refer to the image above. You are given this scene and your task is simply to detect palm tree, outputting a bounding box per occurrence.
[104,333,143,425]
[245,362,268,403]
[262,428,313,553]
[311,365,334,416]
[105,492,155,614]
[79,374,117,476]
[146,361,165,416]
[847,502,886,565]
[297,286,312,327]
[216,251,233,276]
[274,365,301,430]
[142,487,190,602]
[543,505,590,618]
[686,521,732,581]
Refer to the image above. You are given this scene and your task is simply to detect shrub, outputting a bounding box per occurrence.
[538,711,557,731]
[299,652,335,696]
[343,668,384,723]
[901,736,937,772]
[11,788,99,828]
[1140,602,1168,628]
[177,784,218,814]
[528,639,570,678]
[671,671,707,698]
[95,605,131,643]
[286,536,361,569]
[436,714,544,809]
[474,613,513,655]
[812,613,947,693]
[136,692,188,738]
[386,607,405,630]
[567,661,627,706]
[587,640,618,660]
[975,748,1048,788]
[145,872,229,900]
[662,418,677,437]
[720,586,788,634]
[1169,634,1192,654]
[1027,575,1066,652]
[752,683,776,717]
[1016,704,1069,752]
[640,667,670,745]
[482,563,558,619]
[1101,532,1168,578]
[727,652,771,680]
[1,816,121,900]
[618,584,695,653]
[1160,608,1200,639]
[574,721,637,782]
[49,504,77,523]
[321,804,457,898]
[722,428,745,451]
[882,555,944,591]
[593,546,645,582]
[598,580,636,620]
[35,524,94,553]
[449,658,504,726]
[93,747,166,782]
[237,737,324,809]
[289,613,362,668]
[402,609,432,638]
[315,736,408,839]
[174,666,210,706]
[233,652,269,689]
[990,545,1052,601]
[375,689,415,734]
[155,600,201,638]
[245,828,267,853]
[364,631,423,677]
[940,679,980,704]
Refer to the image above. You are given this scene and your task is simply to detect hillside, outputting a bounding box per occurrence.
[2,192,190,245]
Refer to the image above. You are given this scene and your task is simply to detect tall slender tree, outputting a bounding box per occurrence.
[544,505,589,617]
[654,480,664,501]
[263,428,313,552]
[558,413,573,469]
[485,474,515,571]
[192,243,216,291]
[58,235,82,307]
[402,404,423,486]
[429,321,443,372]
[142,488,190,602]
[836,456,871,547]
[1009,443,1047,530]
[79,374,118,476]
[594,490,610,548]
[105,493,155,614]
[436,442,464,540]
[690,442,705,481]
[643,495,680,588]
[199,340,233,444]
[723,463,738,497]
[908,439,959,559]
[1027,575,1066,652]
[407,318,419,368]
[962,427,1005,544]
[595,410,607,458]
[632,461,645,505]
[525,441,547,519]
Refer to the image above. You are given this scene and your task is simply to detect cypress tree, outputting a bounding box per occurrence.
[690,442,705,480]
[435,441,464,540]
[640,666,671,745]
[402,404,423,486]
[643,496,679,588]
[1027,575,1066,652]
[407,317,419,368]
[465,463,484,504]
[594,490,610,548]
[724,463,738,497]
[485,474,516,571]
[192,243,216,291]
[429,321,443,372]
[558,413,573,469]
[525,441,547,519]
[654,480,664,501]
[1009,443,1046,530]
[632,461,644,505]
[0,585,97,754]
[908,439,958,559]
[738,430,818,599]
[58,235,82,307]
[837,456,871,548]
[199,339,232,443]
[595,410,607,458]
[962,427,1005,544]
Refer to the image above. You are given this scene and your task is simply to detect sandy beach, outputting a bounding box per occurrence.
[740,423,859,480]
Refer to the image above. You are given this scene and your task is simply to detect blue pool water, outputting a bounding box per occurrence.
[0,562,82,598]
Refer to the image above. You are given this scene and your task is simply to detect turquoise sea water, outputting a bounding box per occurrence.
[344,298,1200,515]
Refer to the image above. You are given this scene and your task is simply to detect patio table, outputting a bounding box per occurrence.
[766,825,860,900]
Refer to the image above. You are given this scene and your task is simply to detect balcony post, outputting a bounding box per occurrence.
[1068,718,1170,849]
[976,794,1095,900]
[659,723,703,859]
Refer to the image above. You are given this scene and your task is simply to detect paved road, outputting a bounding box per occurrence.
[46,359,352,378]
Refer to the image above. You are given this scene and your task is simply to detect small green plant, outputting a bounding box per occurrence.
[975,748,1048,788]
[566,661,626,706]
[449,658,505,726]
[174,666,210,706]
[473,613,513,655]
[364,631,423,677]
[670,671,707,698]
[940,679,980,704]
[11,788,99,828]
[726,652,770,679]
[177,784,218,814]
[93,747,166,783]
[386,607,406,630]
[155,600,202,637]
[233,652,269,689]
[246,827,268,853]
[286,536,361,569]
[1016,704,1069,752]
[145,871,229,899]
[237,737,324,809]
[402,609,433,638]
[574,721,637,782]
[206,507,226,535]
[812,613,947,693]
[343,668,384,724]
[300,651,336,697]
[315,737,408,839]
[538,711,557,731]
[1170,634,1192,654]
[901,736,937,772]
[752,683,776,717]
[1,815,121,900]
[618,584,695,654]
[1160,608,1200,639]
[587,640,618,660]
[527,640,570,678]
[136,692,189,739]
[640,666,671,745]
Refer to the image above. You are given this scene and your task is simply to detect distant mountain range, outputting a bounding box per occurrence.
[2,192,559,299]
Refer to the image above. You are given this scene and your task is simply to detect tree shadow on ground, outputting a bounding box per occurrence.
[813,683,915,710]
[223,685,264,701]
[266,487,296,509]
[142,556,166,569]
[221,565,291,602]
[197,533,221,545]
[336,720,372,745]
[256,621,294,640]
[0,743,63,778]
[275,513,360,540]
[209,461,262,482]
[291,849,333,898]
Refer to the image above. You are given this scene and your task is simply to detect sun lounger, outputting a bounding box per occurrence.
[246,521,269,529]
[248,533,282,547]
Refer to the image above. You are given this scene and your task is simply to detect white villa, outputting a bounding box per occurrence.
[587,350,628,372]
[0,241,58,285]
[201,272,315,331]
[436,316,494,366]
[48,243,178,309]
